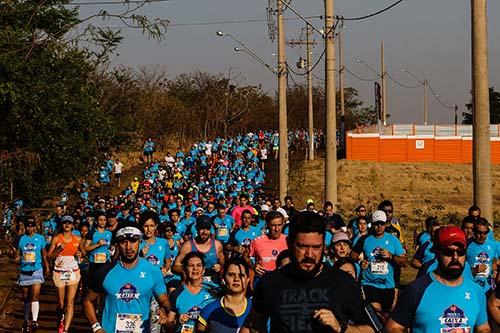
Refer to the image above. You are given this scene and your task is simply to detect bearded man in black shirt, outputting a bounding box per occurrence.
[242,211,374,333]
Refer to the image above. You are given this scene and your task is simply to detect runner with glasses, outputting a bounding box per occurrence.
[385,226,491,333]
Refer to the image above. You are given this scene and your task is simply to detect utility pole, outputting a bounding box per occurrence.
[277,0,289,202]
[288,26,317,161]
[455,105,458,126]
[381,41,387,125]
[424,79,429,125]
[324,0,337,204]
[471,0,492,221]
[338,29,345,150]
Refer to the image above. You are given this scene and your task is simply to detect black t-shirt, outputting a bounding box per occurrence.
[252,263,371,332]
[324,213,345,231]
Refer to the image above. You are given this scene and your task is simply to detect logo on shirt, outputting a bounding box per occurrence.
[116,283,141,302]
[242,238,251,246]
[271,249,279,256]
[24,243,35,251]
[187,306,201,320]
[475,251,490,263]
[371,247,383,260]
[439,305,469,327]
[146,254,160,265]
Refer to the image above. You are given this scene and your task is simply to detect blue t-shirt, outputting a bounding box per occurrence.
[140,237,170,269]
[189,239,218,269]
[391,273,488,333]
[415,231,431,248]
[353,233,405,289]
[89,258,167,333]
[413,240,435,265]
[229,226,262,247]
[213,215,235,243]
[18,233,46,271]
[86,228,113,263]
[198,297,252,333]
[170,283,216,333]
[466,240,498,293]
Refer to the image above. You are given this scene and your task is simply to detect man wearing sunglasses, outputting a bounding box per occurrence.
[83,223,171,333]
[386,226,491,333]
[466,218,499,295]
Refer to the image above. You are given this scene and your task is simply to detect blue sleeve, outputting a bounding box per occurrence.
[152,265,167,297]
[475,285,488,327]
[391,274,432,328]
[413,242,428,261]
[199,299,218,326]
[393,235,405,256]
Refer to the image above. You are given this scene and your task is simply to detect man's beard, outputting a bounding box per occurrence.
[438,259,464,280]
[290,255,323,280]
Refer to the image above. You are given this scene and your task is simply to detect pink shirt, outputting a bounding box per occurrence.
[231,205,256,227]
[250,233,288,272]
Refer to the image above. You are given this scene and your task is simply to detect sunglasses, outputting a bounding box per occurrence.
[118,237,140,243]
[165,229,173,232]
[383,210,393,214]
[372,221,385,227]
[440,247,466,257]
[62,221,73,225]
[358,209,366,213]
[473,229,489,235]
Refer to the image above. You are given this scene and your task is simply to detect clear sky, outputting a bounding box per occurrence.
[78,0,499,125]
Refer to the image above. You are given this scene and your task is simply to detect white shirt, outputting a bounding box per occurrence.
[114,162,123,173]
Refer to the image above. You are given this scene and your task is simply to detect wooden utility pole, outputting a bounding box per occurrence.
[288,26,317,161]
[324,0,337,204]
[338,29,345,149]
[277,0,289,202]
[424,79,429,125]
[471,0,492,221]
[381,41,387,125]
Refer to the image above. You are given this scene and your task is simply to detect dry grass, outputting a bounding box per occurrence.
[289,159,500,239]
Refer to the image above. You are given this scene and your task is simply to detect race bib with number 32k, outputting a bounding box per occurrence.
[23,251,36,263]
[116,313,142,333]
[94,252,107,264]
[370,261,389,275]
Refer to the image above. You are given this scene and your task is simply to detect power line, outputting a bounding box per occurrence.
[339,0,404,21]
[343,66,378,82]
[65,0,170,5]
[427,81,455,110]
[386,72,423,89]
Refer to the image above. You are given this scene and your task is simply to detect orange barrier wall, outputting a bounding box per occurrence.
[346,134,500,164]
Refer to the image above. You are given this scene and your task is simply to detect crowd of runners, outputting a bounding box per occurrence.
[2,130,500,332]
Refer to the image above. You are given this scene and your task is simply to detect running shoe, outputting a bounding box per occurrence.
[22,321,30,332]
[31,321,39,332]
[57,316,65,333]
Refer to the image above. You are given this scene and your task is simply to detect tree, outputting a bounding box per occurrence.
[463,87,500,124]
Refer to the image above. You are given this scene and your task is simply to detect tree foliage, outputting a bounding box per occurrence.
[463,87,500,124]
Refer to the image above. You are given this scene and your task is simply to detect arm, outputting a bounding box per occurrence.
[154,293,172,325]
[214,240,225,272]
[172,241,191,275]
[488,291,500,325]
[41,248,50,278]
[474,322,491,333]
[47,235,61,260]
[384,318,406,333]
[83,289,105,333]
[84,238,104,253]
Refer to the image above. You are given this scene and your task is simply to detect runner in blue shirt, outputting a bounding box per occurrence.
[17,217,49,332]
[84,211,113,277]
[166,252,216,333]
[212,204,235,244]
[228,210,261,248]
[83,224,171,333]
[386,226,490,333]
[351,210,407,314]
[466,218,499,294]
[197,258,252,332]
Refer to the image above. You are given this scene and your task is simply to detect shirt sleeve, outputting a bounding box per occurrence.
[413,241,427,261]
[152,266,167,297]
[390,275,432,328]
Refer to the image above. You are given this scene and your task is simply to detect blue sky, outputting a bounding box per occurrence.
[78,0,500,124]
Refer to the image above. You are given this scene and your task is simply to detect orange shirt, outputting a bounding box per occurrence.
[249,233,288,272]
[54,233,80,257]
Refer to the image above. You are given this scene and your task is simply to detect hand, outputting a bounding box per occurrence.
[142,245,149,256]
[96,329,106,333]
[313,309,341,332]
[380,249,393,261]
[213,263,222,273]
[161,267,168,277]
[255,264,266,276]
[361,259,370,270]
[57,243,65,252]
[98,239,107,246]
[157,308,168,325]
[179,314,190,324]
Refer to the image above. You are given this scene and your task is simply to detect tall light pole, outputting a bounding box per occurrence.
[471,0,492,221]
[277,0,289,202]
[324,0,337,204]
[401,68,428,125]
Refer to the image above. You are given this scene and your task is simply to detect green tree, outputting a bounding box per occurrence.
[463,87,500,124]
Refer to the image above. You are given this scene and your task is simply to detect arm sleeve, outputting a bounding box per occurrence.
[152,266,167,297]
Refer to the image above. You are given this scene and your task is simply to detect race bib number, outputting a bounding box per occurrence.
[116,313,142,333]
[440,327,471,333]
[94,252,107,264]
[23,251,36,263]
[370,261,389,275]
[217,227,228,237]
[181,324,194,333]
[60,271,76,282]
[474,263,490,278]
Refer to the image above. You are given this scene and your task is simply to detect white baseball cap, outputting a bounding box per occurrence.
[371,210,387,223]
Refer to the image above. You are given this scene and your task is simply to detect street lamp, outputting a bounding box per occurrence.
[401,68,428,125]
[216,30,277,75]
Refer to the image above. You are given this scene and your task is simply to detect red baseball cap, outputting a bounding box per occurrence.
[437,226,466,248]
